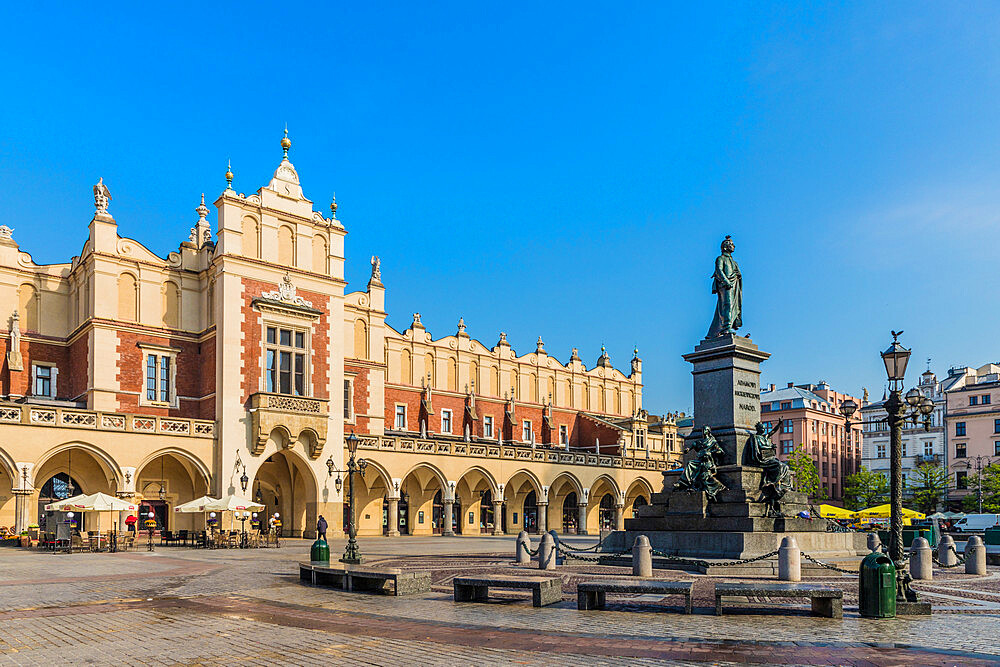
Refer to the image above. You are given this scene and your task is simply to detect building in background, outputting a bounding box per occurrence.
[760,381,863,501]
[941,363,1000,509]
[0,133,677,539]
[860,368,945,499]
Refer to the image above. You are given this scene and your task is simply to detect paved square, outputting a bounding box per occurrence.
[1,537,999,665]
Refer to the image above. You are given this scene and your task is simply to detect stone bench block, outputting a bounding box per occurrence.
[576,580,693,613]
[453,575,562,607]
[714,582,843,618]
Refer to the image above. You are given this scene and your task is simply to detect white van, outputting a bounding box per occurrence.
[952,514,1000,533]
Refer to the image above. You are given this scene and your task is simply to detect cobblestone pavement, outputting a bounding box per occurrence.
[1,540,999,665]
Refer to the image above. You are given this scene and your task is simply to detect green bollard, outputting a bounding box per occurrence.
[310,538,330,563]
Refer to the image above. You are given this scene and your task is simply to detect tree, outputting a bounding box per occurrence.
[961,464,1000,514]
[787,445,826,500]
[843,466,888,511]
[906,463,949,514]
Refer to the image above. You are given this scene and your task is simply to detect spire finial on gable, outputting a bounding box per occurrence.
[225,159,234,190]
[281,125,291,159]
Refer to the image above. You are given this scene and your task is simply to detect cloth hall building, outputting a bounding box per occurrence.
[0,135,678,539]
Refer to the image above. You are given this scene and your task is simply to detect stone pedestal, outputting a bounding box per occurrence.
[615,334,867,561]
[681,333,769,464]
[386,497,400,537]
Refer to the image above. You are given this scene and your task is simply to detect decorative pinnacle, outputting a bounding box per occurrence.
[281,126,291,158]
[330,193,338,217]
[225,160,233,189]
[196,193,209,220]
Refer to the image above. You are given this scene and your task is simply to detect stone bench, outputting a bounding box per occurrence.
[714,582,843,618]
[299,562,431,596]
[453,575,562,607]
[576,580,693,613]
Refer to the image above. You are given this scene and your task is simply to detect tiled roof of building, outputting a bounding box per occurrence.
[759,386,829,410]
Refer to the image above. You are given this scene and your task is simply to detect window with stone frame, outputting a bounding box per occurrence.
[522,420,532,443]
[876,443,886,458]
[265,325,308,396]
[139,345,178,407]
[441,409,453,435]
[394,404,407,430]
[483,415,494,439]
[343,379,353,421]
[956,442,967,458]
[32,363,57,398]
[559,424,569,445]
[956,471,968,489]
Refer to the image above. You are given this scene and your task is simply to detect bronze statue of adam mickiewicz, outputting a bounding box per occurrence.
[707,235,742,338]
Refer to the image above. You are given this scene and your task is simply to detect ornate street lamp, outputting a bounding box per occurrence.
[326,430,367,564]
[240,466,249,494]
[878,331,933,607]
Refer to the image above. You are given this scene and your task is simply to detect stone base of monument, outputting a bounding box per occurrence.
[596,553,860,576]
[606,466,868,561]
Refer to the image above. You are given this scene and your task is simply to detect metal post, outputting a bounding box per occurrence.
[340,454,362,564]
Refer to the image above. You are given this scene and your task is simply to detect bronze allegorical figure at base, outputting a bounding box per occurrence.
[675,426,727,501]
[746,420,792,517]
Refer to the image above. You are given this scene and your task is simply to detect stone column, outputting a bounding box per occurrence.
[536,501,548,533]
[12,490,29,534]
[492,501,504,535]
[386,497,400,537]
[442,499,454,536]
[614,503,624,531]
[577,502,589,535]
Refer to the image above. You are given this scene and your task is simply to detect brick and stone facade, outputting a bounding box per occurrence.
[0,135,679,538]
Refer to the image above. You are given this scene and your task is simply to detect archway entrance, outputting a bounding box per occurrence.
[37,473,85,532]
[432,490,445,535]
[135,452,210,531]
[562,492,578,534]
[599,493,615,531]
[34,447,119,534]
[523,490,538,533]
[251,450,318,538]
[632,495,648,517]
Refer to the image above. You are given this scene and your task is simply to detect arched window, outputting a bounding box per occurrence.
[564,380,573,408]
[510,371,518,399]
[547,377,554,404]
[117,274,138,322]
[162,280,180,329]
[628,390,635,415]
[401,349,412,384]
[583,382,591,410]
[613,388,620,415]
[425,353,435,387]
[207,280,215,326]
[353,319,368,360]
[490,367,500,396]
[311,234,328,274]
[278,225,295,266]
[528,374,537,403]
[599,386,606,413]
[18,283,38,332]
[242,216,260,258]
[447,357,458,391]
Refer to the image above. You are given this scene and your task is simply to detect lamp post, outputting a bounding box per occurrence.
[961,455,998,514]
[326,430,367,564]
[844,331,933,605]
[145,510,156,551]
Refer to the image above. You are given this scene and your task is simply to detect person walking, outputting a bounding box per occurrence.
[317,515,328,540]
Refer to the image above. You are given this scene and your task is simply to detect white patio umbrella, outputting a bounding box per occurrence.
[202,494,265,512]
[44,492,137,535]
[173,495,219,513]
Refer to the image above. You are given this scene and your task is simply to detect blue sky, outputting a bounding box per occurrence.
[2,3,999,412]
